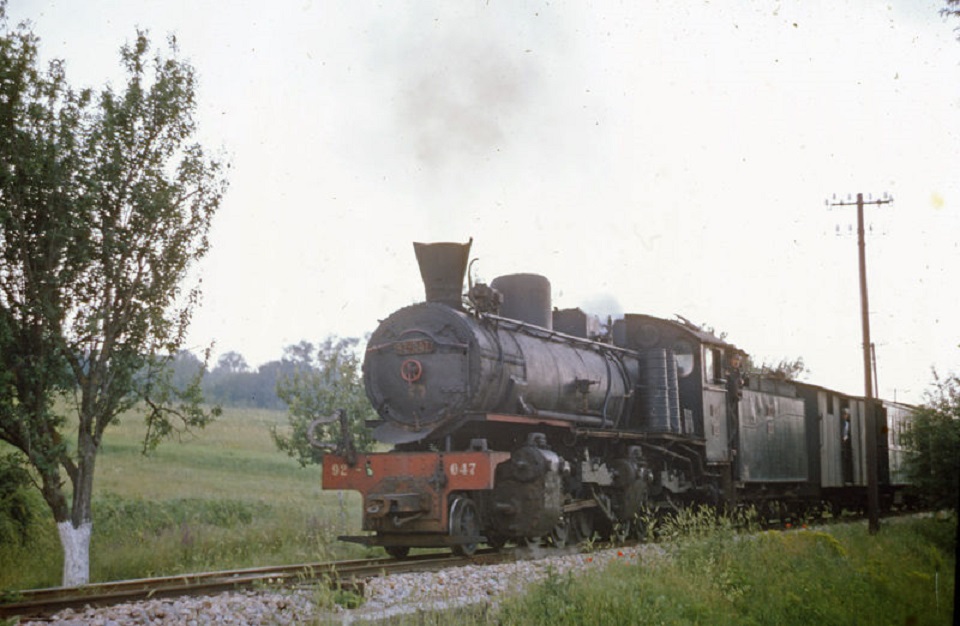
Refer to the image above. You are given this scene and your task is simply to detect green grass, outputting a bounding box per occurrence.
[95,406,323,500]
[0,406,371,590]
[491,513,956,626]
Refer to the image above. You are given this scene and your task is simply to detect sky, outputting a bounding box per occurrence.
[7,0,960,405]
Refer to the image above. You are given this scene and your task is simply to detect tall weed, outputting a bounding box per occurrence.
[89,496,357,582]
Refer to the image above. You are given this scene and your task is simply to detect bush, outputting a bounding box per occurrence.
[903,372,960,511]
[0,453,34,546]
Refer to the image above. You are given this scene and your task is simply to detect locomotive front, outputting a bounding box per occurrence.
[363,300,491,443]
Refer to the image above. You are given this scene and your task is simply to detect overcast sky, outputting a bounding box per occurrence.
[9,0,960,405]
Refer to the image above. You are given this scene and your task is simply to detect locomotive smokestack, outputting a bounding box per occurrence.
[413,239,472,308]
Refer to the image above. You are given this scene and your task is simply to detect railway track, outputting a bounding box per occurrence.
[0,549,511,621]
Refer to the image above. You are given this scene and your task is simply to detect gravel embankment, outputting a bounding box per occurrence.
[21,543,669,625]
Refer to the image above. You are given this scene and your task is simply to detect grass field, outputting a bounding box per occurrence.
[0,406,370,590]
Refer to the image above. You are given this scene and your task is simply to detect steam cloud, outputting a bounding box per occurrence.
[396,33,539,168]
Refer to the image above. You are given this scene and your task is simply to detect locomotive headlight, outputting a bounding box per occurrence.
[400,358,423,383]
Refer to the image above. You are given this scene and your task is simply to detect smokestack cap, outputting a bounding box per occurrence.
[413,239,472,308]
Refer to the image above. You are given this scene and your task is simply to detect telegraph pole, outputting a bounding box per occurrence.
[828,192,892,534]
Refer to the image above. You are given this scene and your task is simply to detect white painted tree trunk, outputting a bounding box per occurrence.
[58,521,92,587]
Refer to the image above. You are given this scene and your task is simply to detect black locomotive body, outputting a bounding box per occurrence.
[322,240,914,555]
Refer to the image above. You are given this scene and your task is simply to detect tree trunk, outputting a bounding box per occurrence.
[57,520,92,587]
[37,465,87,586]
[60,430,99,587]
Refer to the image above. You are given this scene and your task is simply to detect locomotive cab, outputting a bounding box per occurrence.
[612,313,738,441]
[612,314,808,503]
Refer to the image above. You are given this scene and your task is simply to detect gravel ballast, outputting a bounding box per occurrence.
[21,544,668,625]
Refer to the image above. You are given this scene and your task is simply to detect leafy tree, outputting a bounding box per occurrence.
[169,349,205,390]
[903,370,960,512]
[214,359,291,409]
[205,350,287,408]
[751,356,808,381]
[283,340,315,368]
[944,0,960,34]
[0,7,225,585]
[216,350,249,374]
[272,337,374,467]
[0,452,34,546]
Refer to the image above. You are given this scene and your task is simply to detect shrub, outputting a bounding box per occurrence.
[903,372,960,511]
[0,454,33,546]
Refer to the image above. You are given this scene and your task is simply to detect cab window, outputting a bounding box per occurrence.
[703,347,722,384]
[673,340,694,378]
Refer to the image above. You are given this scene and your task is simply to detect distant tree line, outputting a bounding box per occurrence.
[167,347,288,410]
[172,348,288,410]
[168,339,367,411]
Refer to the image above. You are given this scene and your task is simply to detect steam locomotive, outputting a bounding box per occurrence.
[321,240,913,557]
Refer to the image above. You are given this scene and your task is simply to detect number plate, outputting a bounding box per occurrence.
[394,339,435,355]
